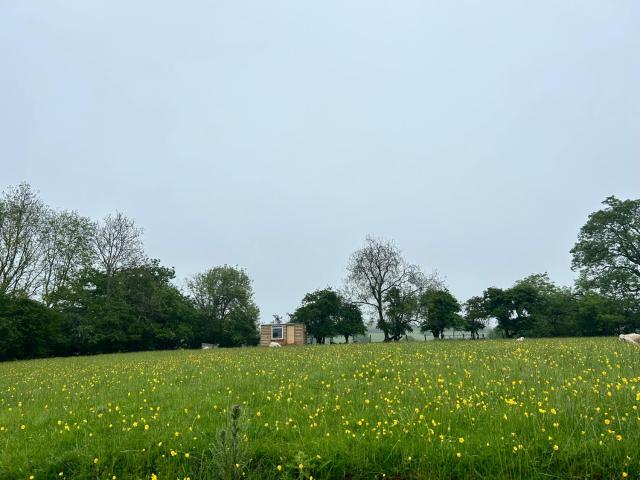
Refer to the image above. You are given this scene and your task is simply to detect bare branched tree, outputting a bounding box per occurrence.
[0,183,46,296]
[344,235,441,341]
[39,210,95,305]
[92,212,144,276]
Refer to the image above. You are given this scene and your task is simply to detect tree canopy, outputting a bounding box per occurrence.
[53,261,198,354]
[571,196,640,302]
[419,289,462,339]
[383,287,418,341]
[462,296,488,339]
[187,266,260,347]
[481,284,539,338]
[290,288,365,343]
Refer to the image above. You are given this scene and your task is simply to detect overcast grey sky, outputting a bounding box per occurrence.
[1,1,639,322]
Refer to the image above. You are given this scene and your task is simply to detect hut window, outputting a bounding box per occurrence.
[271,325,283,340]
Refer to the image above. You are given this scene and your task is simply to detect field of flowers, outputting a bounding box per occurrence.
[1,338,639,479]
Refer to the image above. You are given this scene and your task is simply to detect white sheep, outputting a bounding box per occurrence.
[516,337,525,342]
[618,333,640,345]
[269,342,282,348]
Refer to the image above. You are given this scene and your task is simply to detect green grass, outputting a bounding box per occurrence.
[1,338,639,479]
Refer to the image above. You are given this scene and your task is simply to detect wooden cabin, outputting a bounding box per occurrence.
[260,323,307,346]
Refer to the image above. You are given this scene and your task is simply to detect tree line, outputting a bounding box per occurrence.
[1,183,639,360]
[287,196,640,343]
[0,183,261,360]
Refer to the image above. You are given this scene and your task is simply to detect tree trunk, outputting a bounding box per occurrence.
[344,335,349,343]
[378,300,390,342]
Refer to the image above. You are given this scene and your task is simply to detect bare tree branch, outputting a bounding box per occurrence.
[344,235,440,341]
[92,212,145,276]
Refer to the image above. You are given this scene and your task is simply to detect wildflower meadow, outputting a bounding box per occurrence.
[1,338,639,479]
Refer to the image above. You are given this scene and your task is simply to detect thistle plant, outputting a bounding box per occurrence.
[203,404,249,480]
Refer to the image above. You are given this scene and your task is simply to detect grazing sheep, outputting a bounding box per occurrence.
[618,333,640,345]
[516,337,525,342]
[269,342,282,348]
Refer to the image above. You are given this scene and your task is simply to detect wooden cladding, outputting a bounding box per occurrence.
[260,323,307,346]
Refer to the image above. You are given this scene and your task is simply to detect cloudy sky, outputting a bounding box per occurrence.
[2,1,639,321]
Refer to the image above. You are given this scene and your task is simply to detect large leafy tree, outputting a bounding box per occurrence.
[574,292,634,336]
[419,289,462,339]
[335,301,366,343]
[571,196,640,302]
[462,296,488,339]
[187,266,260,347]
[383,287,418,341]
[290,289,366,344]
[290,289,340,344]
[514,274,577,337]
[482,284,539,338]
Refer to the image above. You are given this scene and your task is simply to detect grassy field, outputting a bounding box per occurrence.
[1,339,639,480]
